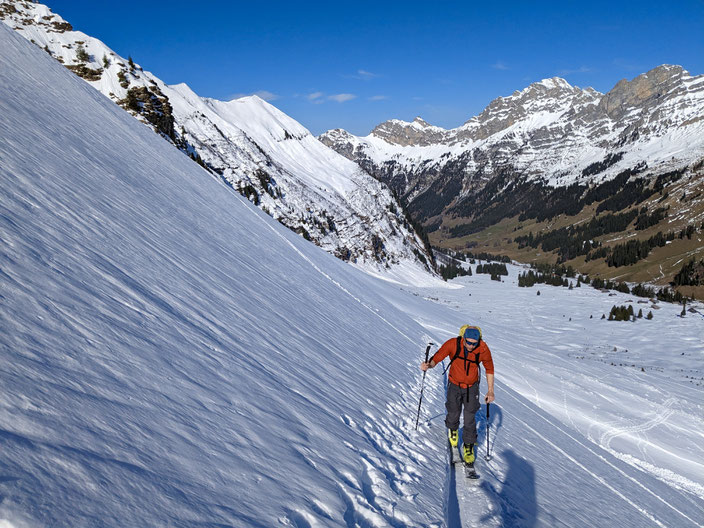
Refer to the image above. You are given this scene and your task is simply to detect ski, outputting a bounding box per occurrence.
[449,444,480,479]
[464,461,479,479]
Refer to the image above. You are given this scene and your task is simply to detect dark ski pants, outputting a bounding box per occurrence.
[445,382,480,445]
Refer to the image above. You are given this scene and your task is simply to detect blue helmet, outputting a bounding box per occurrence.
[463,326,481,345]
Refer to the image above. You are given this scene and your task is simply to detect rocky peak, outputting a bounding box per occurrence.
[599,65,687,120]
[370,118,447,147]
[458,77,600,141]
[321,63,703,212]
[317,128,359,160]
[411,116,433,128]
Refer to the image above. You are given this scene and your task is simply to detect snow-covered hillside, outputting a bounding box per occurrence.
[2,14,704,528]
[0,21,444,527]
[0,0,432,274]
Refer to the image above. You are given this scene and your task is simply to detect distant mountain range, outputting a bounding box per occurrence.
[321,66,704,292]
[0,0,434,275]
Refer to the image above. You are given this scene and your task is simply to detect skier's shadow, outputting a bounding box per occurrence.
[481,449,537,527]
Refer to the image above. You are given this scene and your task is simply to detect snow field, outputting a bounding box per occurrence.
[397,268,703,526]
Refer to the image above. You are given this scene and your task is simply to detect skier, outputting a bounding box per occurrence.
[420,325,494,464]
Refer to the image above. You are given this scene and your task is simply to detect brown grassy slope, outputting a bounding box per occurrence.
[430,171,704,298]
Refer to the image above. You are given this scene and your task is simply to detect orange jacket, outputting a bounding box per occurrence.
[431,337,494,388]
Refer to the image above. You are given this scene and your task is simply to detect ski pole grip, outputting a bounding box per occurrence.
[424,343,431,363]
[487,402,490,419]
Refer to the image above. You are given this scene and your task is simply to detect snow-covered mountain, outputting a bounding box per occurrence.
[320,66,704,218]
[0,0,433,274]
[2,22,704,526]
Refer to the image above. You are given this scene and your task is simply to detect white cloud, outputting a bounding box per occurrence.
[307,91,324,101]
[252,90,280,101]
[357,69,379,80]
[368,95,389,101]
[328,93,357,103]
[230,90,280,101]
[492,61,509,70]
[342,69,381,80]
[557,66,594,75]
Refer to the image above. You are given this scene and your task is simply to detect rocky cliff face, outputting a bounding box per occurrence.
[320,66,704,224]
[1,0,434,274]
[369,117,448,147]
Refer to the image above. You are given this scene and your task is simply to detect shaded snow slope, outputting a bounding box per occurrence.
[0,0,432,274]
[0,24,444,527]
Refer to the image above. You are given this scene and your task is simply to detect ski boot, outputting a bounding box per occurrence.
[448,429,458,447]
[463,442,475,464]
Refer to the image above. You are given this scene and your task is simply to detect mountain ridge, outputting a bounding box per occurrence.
[320,64,704,292]
[0,0,435,276]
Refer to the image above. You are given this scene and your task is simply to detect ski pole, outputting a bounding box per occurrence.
[485,402,491,460]
[414,343,433,431]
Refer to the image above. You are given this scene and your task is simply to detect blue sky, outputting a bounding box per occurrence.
[45,1,704,136]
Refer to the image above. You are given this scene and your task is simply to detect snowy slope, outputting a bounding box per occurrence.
[0,22,445,527]
[0,0,432,274]
[2,13,704,528]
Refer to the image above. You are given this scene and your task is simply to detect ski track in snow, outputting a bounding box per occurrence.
[407,274,704,528]
[501,386,702,528]
[599,397,677,449]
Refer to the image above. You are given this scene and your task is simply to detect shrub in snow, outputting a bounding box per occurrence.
[117,69,129,88]
[608,305,634,321]
[76,44,89,63]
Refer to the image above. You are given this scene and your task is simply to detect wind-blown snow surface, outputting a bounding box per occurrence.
[2,23,704,528]
[0,24,442,527]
